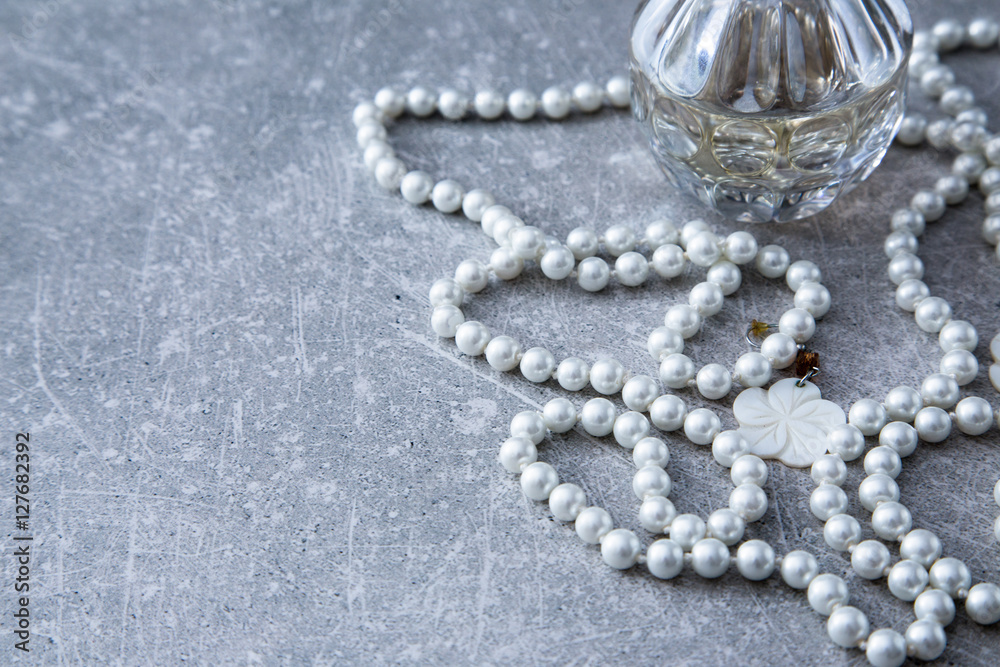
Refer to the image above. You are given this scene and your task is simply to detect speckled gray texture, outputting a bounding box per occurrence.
[1,0,999,664]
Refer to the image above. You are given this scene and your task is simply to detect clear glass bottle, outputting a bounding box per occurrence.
[630,0,912,222]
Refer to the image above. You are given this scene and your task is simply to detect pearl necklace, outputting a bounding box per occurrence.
[352,17,1000,667]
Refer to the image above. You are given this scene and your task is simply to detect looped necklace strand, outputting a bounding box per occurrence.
[352,17,1000,667]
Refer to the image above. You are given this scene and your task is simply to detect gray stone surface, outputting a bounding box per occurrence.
[1,0,999,664]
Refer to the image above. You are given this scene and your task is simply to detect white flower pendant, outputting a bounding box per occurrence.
[733,378,846,468]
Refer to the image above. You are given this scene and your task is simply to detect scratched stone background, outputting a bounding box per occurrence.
[0,0,998,664]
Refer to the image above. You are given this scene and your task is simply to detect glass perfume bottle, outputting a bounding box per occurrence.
[629,0,913,222]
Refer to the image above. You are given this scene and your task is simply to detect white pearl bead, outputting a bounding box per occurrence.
[926,118,954,149]
[686,232,721,267]
[911,189,946,221]
[824,513,861,551]
[603,225,635,256]
[539,245,576,280]
[707,260,742,295]
[690,538,730,579]
[807,573,849,616]
[572,81,604,113]
[896,113,928,145]
[647,326,685,361]
[659,353,695,389]
[940,349,978,385]
[575,507,613,544]
[965,583,1000,625]
[455,321,491,356]
[706,508,745,546]
[352,101,383,127]
[473,89,505,119]
[663,304,702,339]
[688,281,724,317]
[729,483,768,522]
[431,305,464,337]
[485,335,522,372]
[540,86,571,119]
[519,347,556,383]
[646,539,684,579]
[852,540,891,580]
[827,606,869,648]
[888,560,929,601]
[556,357,589,391]
[891,207,926,235]
[490,247,525,281]
[454,259,489,293]
[935,173,969,203]
[778,308,816,343]
[955,396,994,435]
[983,169,1000,195]
[735,540,775,581]
[781,550,819,589]
[622,375,659,412]
[785,260,821,291]
[848,399,887,436]
[461,189,495,221]
[429,278,464,307]
[711,430,749,467]
[601,529,641,569]
[632,465,671,500]
[722,231,757,264]
[932,18,965,51]
[508,226,545,260]
[644,220,678,249]
[356,120,387,149]
[520,461,559,501]
[825,424,866,461]
[928,557,971,597]
[614,252,649,286]
[940,86,975,117]
[679,220,710,247]
[883,230,918,258]
[431,179,464,213]
[794,282,832,319]
[810,485,848,521]
[580,398,616,437]
[810,454,847,485]
[951,121,989,152]
[887,252,924,285]
[406,86,437,117]
[915,589,956,626]
[549,483,587,521]
[953,152,987,183]
[696,363,732,400]
[864,446,902,478]
[859,474,900,511]
[684,408,722,446]
[363,140,394,171]
[437,89,468,120]
[373,88,405,117]
[542,398,577,433]
[492,214,525,246]
[865,628,907,667]
[633,437,670,469]
[649,395,687,431]
[968,18,1000,48]
[479,205,512,236]
[909,49,939,78]
[895,279,930,311]
[613,411,651,449]
[670,513,706,550]
[755,244,790,278]
[650,244,686,278]
[871,501,912,541]
[914,406,952,442]
[566,227,599,259]
[884,386,922,422]
[374,156,408,190]
[920,373,959,409]
[734,352,772,388]
[577,256,610,292]
[731,455,768,487]
[984,215,1000,245]
[760,332,798,369]
[590,358,626,395]
[506,88,537,121]
[920,65,956,99]
[498,437,536,473]
[900,529,943,569]
[878,421,918,457]
[639,496,676,533]
[606,75,631,108]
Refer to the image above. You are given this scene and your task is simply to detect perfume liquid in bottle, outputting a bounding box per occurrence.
[630,0,913,222]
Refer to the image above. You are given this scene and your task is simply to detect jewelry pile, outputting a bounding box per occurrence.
[352,17,1000,667]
